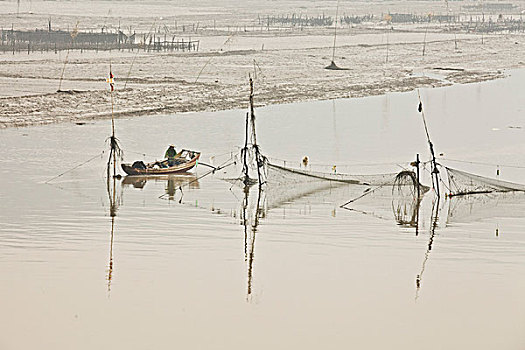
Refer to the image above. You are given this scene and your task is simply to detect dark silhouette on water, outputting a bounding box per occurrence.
[106,172,120,294]
[242,186,264,302]
[415,196,440,301]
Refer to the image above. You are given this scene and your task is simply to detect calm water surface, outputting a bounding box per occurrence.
[1,71,525,349]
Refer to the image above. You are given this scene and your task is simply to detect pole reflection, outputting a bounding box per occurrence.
[241,185,264,303]
[415,196,440,301]
[106,174,120,295]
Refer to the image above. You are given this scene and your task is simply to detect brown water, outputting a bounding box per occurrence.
[1,71,525,349]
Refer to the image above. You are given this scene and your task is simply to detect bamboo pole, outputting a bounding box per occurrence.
[249,78,263,188]
[242,112,250,185]
[111,83,116,178]
[417,90,440,197]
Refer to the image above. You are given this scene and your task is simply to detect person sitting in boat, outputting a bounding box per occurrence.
[165,145,177,166]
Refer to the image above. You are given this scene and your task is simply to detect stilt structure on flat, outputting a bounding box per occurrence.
[324,0,348,70]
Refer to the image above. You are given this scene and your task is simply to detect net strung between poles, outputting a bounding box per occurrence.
[445,166,525,197]
[266,162,403,187]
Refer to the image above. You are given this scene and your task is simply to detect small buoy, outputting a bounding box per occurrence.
[302,156,309,167]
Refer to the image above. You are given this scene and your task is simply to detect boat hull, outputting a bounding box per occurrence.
[121,151,200,175]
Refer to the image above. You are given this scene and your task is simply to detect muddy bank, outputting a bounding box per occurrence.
[0,28,521,128]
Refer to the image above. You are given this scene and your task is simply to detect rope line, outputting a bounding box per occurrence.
[158,157,236,199]
[124,20,157,90]
[45,151,105,184]
[421,162,452,194]
[339,182,390,208]
[438,157,525,169]
[266,156,412,168]
[195,33,237,83]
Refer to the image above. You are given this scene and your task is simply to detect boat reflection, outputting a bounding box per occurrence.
[122,174,199,201]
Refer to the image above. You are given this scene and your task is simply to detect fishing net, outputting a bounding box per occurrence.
[215,147,266,187]
[265,162,429,226]
[446,191,525,225]
[264,174,351,211]
[338,170,429,226]
[221,161,353,210]
[215,152,429,224]
[392,171,425,227]
[445,166,525,197]
[266,162,402,186]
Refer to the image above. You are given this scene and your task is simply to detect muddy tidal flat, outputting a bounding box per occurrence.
[1,0,525,127]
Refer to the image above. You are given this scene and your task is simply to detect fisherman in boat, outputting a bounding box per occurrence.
[165,145,177,167]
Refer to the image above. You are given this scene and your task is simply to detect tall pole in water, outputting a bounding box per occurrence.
[241,78,265,187]
[106,63,118,179]
[417,90,440,197]
[106,64,118,293]
[242,111,250,185]
[110,64,116,178]
[249,78,263,188]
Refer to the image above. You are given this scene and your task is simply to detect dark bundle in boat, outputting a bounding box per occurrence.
[121,149,201,175]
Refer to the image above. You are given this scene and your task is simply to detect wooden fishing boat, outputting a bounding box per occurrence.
[121,149,201,175]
